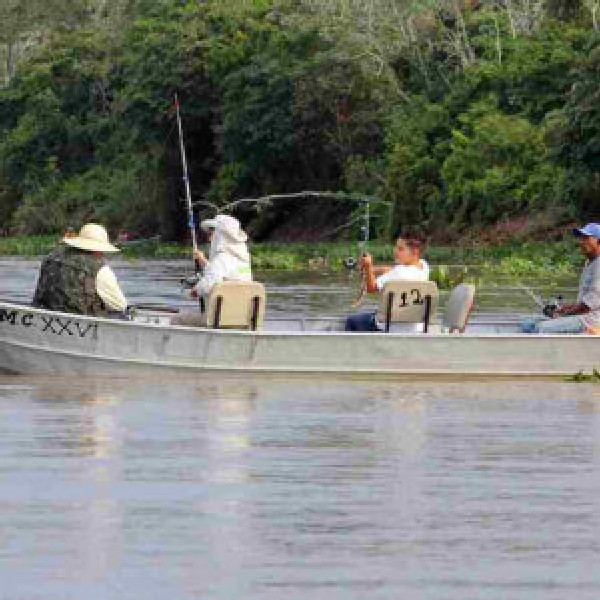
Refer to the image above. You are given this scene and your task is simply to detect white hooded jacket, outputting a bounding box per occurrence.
[193,228,252,296]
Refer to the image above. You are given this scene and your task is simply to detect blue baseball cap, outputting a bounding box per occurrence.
[573,223,600,239]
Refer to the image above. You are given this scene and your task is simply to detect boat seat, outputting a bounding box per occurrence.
[376,280,438,333]
[442,283,476,333]
[205,281,266,331]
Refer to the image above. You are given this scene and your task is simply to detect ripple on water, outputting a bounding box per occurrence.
[0,260,599,599]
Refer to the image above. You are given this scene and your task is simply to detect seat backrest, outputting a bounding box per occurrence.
[376,280,438,333]
[443,283,475,333]
[206,281,266,330]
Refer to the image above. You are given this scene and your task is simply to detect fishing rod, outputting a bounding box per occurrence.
[518,283,562,317]
[360,199,370,254]
[192,190,391,213]
[351,199,370,307]
[173,93,200,276]
[519,283,544,308]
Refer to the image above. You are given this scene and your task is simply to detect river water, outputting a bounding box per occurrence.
[1,258,599,599]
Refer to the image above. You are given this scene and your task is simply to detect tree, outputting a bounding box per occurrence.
[441,101,567,228]
[0,0,94,85]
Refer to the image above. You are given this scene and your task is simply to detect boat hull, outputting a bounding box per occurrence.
[0,301,596,378]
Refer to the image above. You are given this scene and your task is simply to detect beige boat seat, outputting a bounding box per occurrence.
[205,281,266,330]
[442,283,475,333]
[376,280,438,333]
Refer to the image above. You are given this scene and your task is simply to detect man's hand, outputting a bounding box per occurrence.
[193,248,208,269]
[359,253,379,293]
[555,303,586,317]
[359,253,373,271]
[553,304,572,317]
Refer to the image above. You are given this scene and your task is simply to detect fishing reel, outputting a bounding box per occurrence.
[180,274,200,290]
[343,256,358,270]
[543,296,563,318]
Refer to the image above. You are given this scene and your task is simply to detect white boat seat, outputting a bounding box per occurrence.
[376,280,438,333]
[205,281,266,331]
[443,283,475,333]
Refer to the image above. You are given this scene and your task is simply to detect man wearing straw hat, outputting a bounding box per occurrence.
[33,223,128,316]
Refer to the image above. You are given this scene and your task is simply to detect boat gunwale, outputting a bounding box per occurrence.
[0,299,597,340]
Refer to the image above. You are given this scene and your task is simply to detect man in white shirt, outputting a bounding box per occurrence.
[33,223,128,316]
[522,223,600,334]
[345,236,430,331]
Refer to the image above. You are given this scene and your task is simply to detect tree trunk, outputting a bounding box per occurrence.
[6,41,16,85]
[505,0,518,37]
[493,12,502,63]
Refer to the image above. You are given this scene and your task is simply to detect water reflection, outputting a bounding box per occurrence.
[1,366,600,597]
[2,257,600,598]
[33,385,121,458]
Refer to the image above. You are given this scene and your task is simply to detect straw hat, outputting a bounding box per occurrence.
[200,214,247,243]
[63,223,120,253]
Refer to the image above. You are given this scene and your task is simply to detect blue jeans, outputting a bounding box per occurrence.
[521,315,586,334]
[345,311,381,332]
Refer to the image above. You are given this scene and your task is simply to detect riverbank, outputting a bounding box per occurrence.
[0,235,582,284]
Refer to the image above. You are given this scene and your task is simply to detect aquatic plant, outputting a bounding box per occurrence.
[0,236,583,291]
[566,369,600,383]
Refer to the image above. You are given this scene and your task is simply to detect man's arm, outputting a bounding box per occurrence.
[557,259,600,317]
[96,265,128,311]
[373,264,393,277]
[193,254,230,297]
[360,254,380,293]
[555,302,590,316]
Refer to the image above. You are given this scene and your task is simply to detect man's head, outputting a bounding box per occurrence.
[573,223,600,260]
[200,214,247,243]
[202,225,215,242]
[394,236,423,266]
[62,223,119,255]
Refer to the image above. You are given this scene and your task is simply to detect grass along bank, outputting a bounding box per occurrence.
[0,236,583,288]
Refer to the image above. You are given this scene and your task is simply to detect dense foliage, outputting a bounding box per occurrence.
[2,0,600,242]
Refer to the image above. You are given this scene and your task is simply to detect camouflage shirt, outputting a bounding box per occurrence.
[32,245,107,315]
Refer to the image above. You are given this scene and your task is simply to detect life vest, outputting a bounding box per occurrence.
[32,245,106,315]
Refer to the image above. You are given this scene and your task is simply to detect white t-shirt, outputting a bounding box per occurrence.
[376,260,430,291]
[375,260,430,332]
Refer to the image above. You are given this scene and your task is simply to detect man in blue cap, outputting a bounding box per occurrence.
[522,223,600,334]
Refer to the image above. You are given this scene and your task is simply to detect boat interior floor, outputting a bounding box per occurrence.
[134,311,526,334]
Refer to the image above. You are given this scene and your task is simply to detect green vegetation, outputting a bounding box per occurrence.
[0,235,57,256]
[566,369,600,382]
[0,235,583,290]
[1,1,600,242]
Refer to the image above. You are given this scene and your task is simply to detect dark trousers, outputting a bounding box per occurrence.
[345,311,381,332]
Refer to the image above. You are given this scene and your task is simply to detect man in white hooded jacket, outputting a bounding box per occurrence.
[191,214,252,297]
[173,214,251,326]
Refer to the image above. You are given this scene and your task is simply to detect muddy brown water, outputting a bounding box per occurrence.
[0,258,598,600]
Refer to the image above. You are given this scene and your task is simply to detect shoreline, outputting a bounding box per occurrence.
[0,236,582,281]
